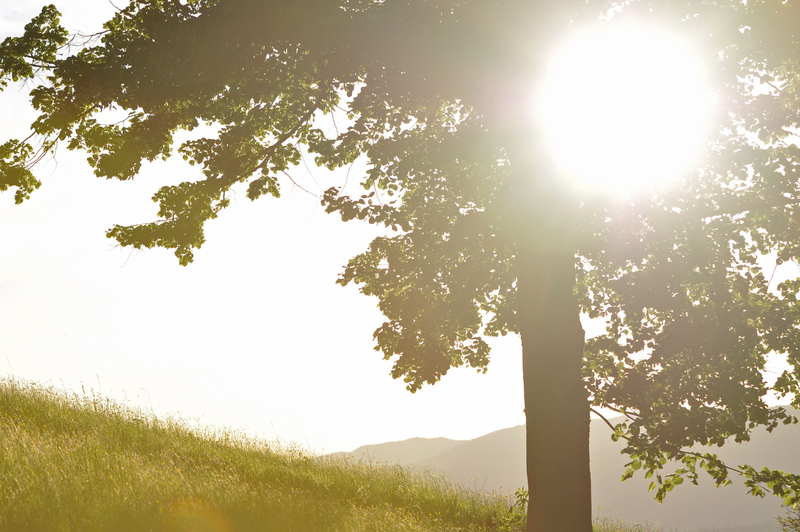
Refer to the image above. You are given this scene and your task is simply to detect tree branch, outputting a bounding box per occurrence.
[590,407,618,433]
[255,85,328,173]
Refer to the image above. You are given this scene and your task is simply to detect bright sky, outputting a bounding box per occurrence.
[1,2,793,455]
[0,1,532,454]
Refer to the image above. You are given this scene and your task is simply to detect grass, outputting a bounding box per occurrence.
[592,509,678,532]
[0,377,670,532]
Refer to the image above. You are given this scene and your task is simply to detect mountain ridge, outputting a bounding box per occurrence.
[333,408,800,532]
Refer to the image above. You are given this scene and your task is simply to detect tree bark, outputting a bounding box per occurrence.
[515,184,592,532]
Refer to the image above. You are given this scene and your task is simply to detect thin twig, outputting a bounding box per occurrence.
[767,262,779,291]
[342,159,356,192]
[299,145,322,193]
[282,170,320,199]
[601,403,640,421]
[590,407,618,432]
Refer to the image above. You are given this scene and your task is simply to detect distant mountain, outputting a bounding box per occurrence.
[345,436,463,465]
[335,408,800,532]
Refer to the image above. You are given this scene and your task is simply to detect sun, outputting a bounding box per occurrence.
[535,22,712,195]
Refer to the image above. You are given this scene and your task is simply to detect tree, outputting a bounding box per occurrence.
[2,1,800,531]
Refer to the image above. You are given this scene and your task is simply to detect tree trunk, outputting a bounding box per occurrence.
[516,191,591,532]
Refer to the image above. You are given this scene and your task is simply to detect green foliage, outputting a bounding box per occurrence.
[0,4,67,89]
[0,140,40,204]
[778,504,800,532]
[496,488,528,532]
[3,0,800,513]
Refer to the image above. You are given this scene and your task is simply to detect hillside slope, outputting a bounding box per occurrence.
[0,379,515,532]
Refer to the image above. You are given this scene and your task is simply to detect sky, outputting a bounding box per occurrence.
[1,2,794,456]
[0,1,533,454]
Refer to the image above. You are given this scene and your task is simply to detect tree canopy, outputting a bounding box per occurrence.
[2,0,800,528]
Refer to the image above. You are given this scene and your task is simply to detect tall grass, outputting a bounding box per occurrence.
[0,377,671,532]
[592,509,678,532]
[0,378,513,532]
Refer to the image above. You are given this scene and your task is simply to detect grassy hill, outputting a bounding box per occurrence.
[0,378,515,532]
[1,377,679,532]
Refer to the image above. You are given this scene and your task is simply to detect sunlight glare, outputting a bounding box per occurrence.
[535,23,712,195]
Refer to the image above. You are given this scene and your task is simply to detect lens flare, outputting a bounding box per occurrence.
[162,496,234,532]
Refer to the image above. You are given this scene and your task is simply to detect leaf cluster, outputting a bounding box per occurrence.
[778,504,800,532]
